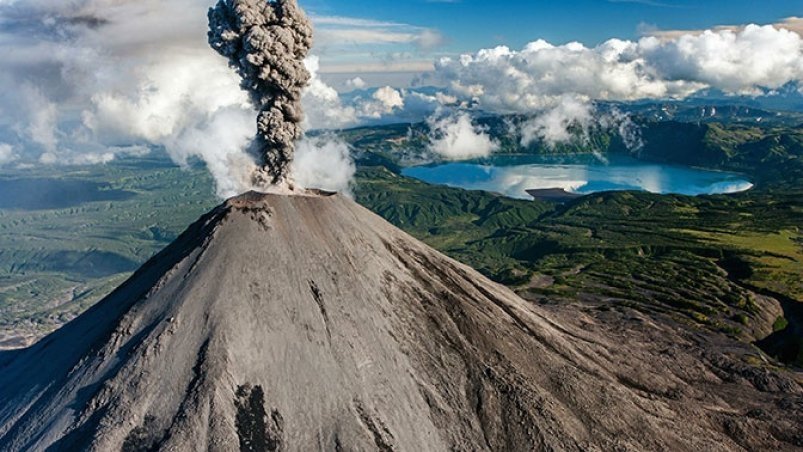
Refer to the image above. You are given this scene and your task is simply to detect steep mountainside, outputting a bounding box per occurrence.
[0,192,800,451]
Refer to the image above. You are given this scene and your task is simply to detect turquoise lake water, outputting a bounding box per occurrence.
[401,155,754,200]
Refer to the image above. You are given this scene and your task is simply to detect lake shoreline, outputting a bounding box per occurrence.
[402,153,754,199]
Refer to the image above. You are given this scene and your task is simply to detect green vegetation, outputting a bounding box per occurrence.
[0,156,217,343]
[0,117,801,368]
[348,118,803,367]
[774,316,790,332]
[354,168,800,344]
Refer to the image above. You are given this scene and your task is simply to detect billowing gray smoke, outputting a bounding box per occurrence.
[208,0,313,187]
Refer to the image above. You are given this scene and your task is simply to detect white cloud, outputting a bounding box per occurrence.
[84,51,248,144]
[520,96,594,146]
[414,29,446,51]
[312,14,444,51]
[776,17,803,37]
[434,24,803,113]
[302,60,432,129]
[0,143,16,165]
[518,96,642,151]
[639,25,803,95]
[309,13,444,75]
[302,56,359,130]
[16,84,59,153]
[431,24,803,148]
[292,135,356,195]
[316,29,421,46]
[599,108,643,151]
[358,86,405,119]
[302,61,449,130]
[312,16,406,28]
[346,77,366,89]
[427,111,498,160]
[316,59,435,74]
[643,17,803,41]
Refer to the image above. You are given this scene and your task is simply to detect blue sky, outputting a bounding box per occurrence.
[310,0,803,48]
[307,0,803,80]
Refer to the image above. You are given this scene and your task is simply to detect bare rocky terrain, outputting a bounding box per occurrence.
[0,192,800,451]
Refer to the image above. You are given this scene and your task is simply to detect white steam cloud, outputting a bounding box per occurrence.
[292,135,356,195]
[164,107,257,198]
[427,111,498,160]
[0,0,366,197]
[0,0,257,197]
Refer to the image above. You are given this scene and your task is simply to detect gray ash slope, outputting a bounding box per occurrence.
[0,192,800,451]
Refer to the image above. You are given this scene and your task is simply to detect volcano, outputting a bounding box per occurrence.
[0,192,800,451]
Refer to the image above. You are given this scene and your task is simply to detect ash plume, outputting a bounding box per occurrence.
[208,0,313,187]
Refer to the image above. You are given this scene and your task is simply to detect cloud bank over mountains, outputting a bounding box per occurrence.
[435,24,803,114]
[0,0,802,193]
[425,23,803,152]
